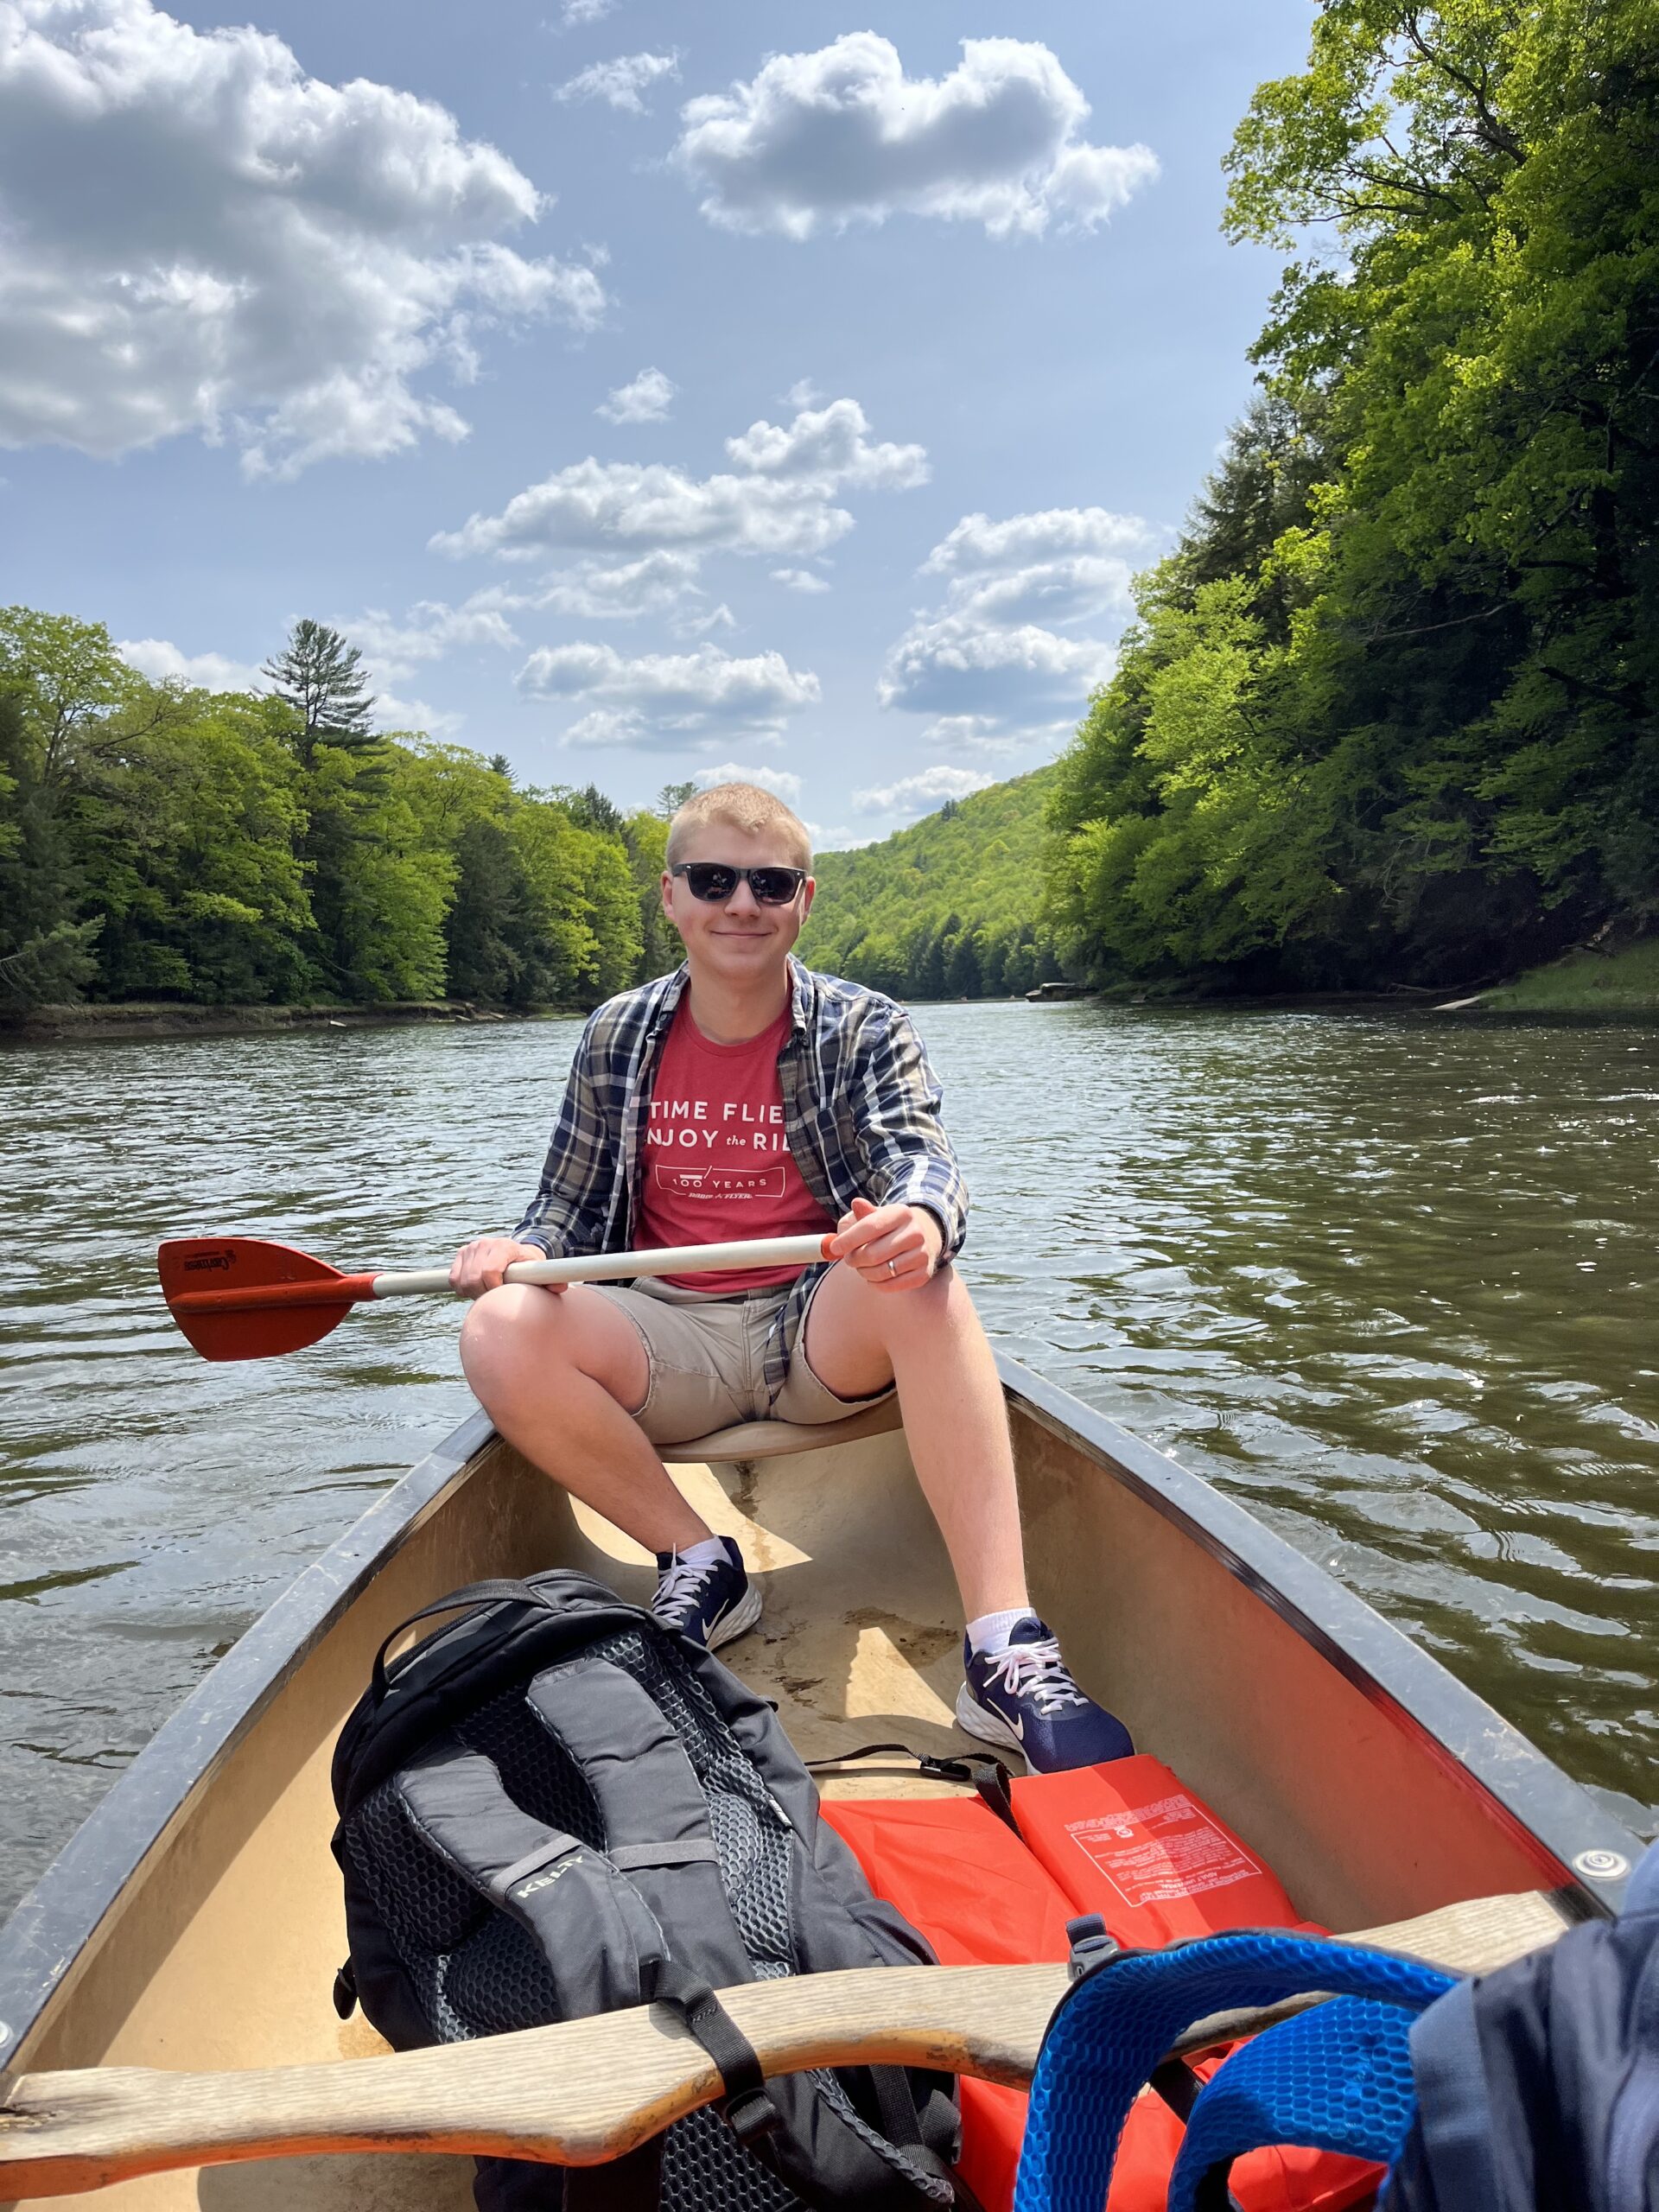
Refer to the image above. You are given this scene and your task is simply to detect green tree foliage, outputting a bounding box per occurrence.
[262,620,378,764]
[0,605,672,1012]
[798,772,1065,1000]
[621,807,675,983]
[1051,0,1659,991]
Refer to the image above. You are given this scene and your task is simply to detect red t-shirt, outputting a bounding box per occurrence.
[636,999,836,1292]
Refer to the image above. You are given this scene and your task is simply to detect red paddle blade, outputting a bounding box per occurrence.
[157,1237,375,1363]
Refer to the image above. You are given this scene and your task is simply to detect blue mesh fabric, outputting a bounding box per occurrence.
[1164,1998,1424,2212]
[1012,1932,1454,2212]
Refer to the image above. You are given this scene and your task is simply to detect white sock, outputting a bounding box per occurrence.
[966,1606,1033,1657]
[668,1536,728,1571]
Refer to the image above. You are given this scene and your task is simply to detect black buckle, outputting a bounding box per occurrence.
[722,2088,782,2145]
[1065,1913,1120,1981]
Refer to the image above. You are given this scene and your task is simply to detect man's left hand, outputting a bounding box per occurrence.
[829,1195,943,1293]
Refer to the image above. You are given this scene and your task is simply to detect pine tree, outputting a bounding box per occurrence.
[262,620,377,766]
[565,782,626,838]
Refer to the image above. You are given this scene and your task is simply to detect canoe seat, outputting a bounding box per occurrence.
[661,1395,903,1464]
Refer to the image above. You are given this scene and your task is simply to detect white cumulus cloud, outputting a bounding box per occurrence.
[431,395,924,564]
[560,0,616,22]
[921,506,1154,573]
[692,762,803,800]
[921,713,1067,759]
[878,504,1153,745]
[518,640,819,748]
[117,638,262,691]
[673,35,1157,240]
[771,568,830,594]
[556,49,678,114]
[853,766,995,817]
[335,597,518,683]
[372,689,462,737]
[879,613,1116,720]
[0,0,605,477]
[530,549,703,620]
[597,365,677,423]
[726,397,926,490]
[675,601,736,638]
[433,456,847,563]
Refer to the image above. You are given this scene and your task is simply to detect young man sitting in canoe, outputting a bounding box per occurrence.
[451,781,1129,1773]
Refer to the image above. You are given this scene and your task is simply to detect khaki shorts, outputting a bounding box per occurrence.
[592,1276,893,1446]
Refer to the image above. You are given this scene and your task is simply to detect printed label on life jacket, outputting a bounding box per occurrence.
[1065,1790,1265,1909]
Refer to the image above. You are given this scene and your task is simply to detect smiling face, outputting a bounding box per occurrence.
[661,823,816,990]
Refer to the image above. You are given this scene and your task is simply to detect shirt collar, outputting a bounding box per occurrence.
[646,957,812,1039]
[645,963,690,1037]
[786,954,812,1035]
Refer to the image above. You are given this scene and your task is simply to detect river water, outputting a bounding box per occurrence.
[1,1003,1656,1919]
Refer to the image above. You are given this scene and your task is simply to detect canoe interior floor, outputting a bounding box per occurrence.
[583,1440,988,1801]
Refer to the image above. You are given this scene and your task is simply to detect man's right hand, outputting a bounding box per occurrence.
[448,1238,558,1300]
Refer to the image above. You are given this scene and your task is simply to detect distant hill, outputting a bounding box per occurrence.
[798,766,1064,1000]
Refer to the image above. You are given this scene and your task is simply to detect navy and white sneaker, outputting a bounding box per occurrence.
[651,1536,762,1651]
[955,1616,1134,1772]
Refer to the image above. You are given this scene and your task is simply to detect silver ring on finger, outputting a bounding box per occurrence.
[887,1258,898,1277]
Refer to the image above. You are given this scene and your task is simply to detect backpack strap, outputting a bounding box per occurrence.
[1013,1932,1455,2212]
[371,1579,569,1702]
[653,1958,782,2147]
[524,1657,734,1881]
[396,1736,667,2013]
[524,1655,791,2146]
[804,1740,1022,1836]
[1163,1997,1421,2212]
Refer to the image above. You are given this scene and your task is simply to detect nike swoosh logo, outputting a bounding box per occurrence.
[1001,1707,1025,1741]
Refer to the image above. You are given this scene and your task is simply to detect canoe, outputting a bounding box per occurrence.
[0,1355,1643,2209]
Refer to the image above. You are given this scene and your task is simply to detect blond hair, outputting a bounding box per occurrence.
[665,782,812,869]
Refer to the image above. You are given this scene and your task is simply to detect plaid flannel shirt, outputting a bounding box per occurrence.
[512,957,969,1406]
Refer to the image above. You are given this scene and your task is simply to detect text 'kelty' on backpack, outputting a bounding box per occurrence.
[330,1569,966,2212]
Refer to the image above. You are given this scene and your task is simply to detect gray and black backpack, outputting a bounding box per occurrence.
[331,1568,966,2212]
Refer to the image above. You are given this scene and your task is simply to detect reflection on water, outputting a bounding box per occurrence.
[1,1004,1656,1914]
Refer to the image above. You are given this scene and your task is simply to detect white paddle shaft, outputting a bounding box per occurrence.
[371,1233,833,1300]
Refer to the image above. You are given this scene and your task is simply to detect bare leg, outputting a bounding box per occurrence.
[459,1284,711,1553]
[804,1262,1030,1621]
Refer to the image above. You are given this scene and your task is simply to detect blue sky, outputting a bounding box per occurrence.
[2,0,1313,846]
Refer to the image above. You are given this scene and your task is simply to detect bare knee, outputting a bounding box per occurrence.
[461,1284,646,1419]
[459,1283,572,1397]
[880,1262,970,1339]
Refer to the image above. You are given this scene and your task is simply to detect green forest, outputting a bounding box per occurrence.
[798,772,1062,999]
[1049,0,1659,993]
[0,607,676,1014]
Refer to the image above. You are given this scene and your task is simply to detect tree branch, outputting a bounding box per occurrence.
[1399,10,1524,163]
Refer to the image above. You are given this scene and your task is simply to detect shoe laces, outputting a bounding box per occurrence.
[653,1551,719,1624]
[983,1635,1088,1716]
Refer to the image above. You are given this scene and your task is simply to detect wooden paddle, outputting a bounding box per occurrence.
[156,1233,836,1362]
[0,1891,1570,2197]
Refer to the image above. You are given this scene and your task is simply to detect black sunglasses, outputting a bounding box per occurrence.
[671,862,808,905]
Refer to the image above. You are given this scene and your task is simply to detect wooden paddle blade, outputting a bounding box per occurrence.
[156,1238,365,1363]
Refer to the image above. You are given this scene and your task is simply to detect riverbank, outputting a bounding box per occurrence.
[0,1000,564,1043]
[1033,937,1659,1017]
[1478,940,1659,1014]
